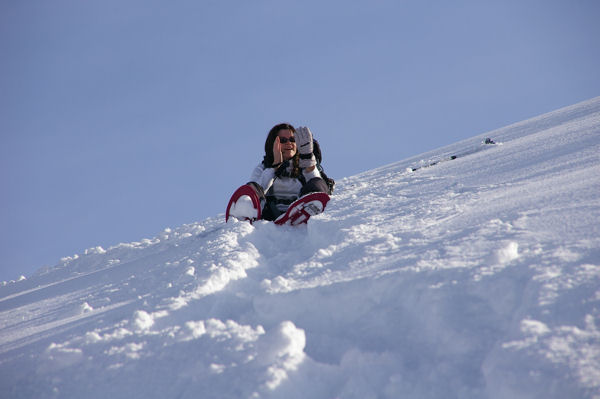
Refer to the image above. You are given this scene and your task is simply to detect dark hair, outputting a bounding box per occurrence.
[263,123,300,176]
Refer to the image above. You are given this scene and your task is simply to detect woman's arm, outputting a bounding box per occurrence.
[302,165,321,180]
[250,163,277,193]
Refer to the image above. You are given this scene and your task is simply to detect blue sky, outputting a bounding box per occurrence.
[1,0,599,281]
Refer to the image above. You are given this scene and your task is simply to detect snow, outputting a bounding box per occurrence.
[229,195,259,220]
[1,97,600,398]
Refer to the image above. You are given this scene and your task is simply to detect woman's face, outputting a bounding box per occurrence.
[278,129,297,161]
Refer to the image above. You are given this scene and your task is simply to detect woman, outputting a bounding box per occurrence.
[248,123,329,221]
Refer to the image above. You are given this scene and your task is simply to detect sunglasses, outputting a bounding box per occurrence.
[278,136,295,144]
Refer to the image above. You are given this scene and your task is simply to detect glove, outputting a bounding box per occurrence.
[295,126,316,168]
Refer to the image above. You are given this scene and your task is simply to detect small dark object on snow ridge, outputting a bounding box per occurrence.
[410,139,495,172]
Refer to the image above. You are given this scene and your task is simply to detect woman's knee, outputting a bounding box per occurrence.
[300,177,328,196]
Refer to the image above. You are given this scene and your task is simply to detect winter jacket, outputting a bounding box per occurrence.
[250,162,322,213]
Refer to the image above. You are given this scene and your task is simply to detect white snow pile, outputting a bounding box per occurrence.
[1,98,600,399]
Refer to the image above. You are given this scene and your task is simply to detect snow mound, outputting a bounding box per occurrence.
[1,97,599,398]
[229,194,259,220]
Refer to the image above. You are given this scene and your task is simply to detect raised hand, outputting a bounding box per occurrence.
[273,136,283,166]
[296,126,316,169]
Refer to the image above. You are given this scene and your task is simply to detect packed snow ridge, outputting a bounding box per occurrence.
[1,98,600,399]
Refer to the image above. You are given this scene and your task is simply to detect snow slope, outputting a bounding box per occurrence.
[1,98,599,398]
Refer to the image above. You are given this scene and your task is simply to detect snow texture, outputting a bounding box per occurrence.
[1,97,600,398]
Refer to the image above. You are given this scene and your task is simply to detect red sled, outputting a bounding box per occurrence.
[225,185,262,223]
[274,192,330,226]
